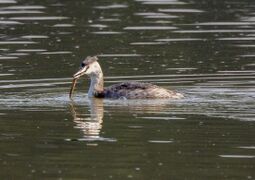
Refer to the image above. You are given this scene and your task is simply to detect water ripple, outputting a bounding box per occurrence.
[53,23,74,27]
[219,155,255,159]
[0,10,43,14]
[94,4,128,9]
[134,12,178,19]
[0,69,254,122]
[124,26,177,30]
[0,0,16,4]
[89,24,108,28]
[0,73,13,76]
[0,56,18,59]
[135,0,185,5]
[156,38,206,42]
[98,18,120,22]
[0,20,23,24]
[238,146,255,149]
[217,37,255,41]
[0,41,37,44]
[39,51,72,55]
[91,31,123,35]
[148,140,173,143]
[17,49,47,52]
[174,29,255,33]
[10,16,69,21]
[7,52,28,56]
[159,8,204,13]
[191,22,255,26]
[98,54,142,57]
[21,35,48,39]
[2,5,46,9]
[130,42,165,45]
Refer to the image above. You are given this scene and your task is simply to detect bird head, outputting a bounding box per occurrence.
[73,56,101,79]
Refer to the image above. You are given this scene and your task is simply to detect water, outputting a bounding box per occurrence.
[0,0,254,179]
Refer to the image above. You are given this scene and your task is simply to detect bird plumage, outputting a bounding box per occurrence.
[101,82,183,99]
[70,56,183,99]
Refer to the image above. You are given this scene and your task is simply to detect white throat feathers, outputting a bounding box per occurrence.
[87,61,104,97]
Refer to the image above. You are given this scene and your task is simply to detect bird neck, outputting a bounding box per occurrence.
[88,72,104,98]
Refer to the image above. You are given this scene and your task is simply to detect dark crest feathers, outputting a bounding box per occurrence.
[83,56,98,66]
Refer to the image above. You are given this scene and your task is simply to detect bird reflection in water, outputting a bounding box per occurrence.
[68,98,116,144]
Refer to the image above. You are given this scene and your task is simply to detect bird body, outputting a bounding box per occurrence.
[70,56,183,99]
[101,82,182,99]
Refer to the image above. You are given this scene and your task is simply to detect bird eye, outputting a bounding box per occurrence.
[81,62,85,67]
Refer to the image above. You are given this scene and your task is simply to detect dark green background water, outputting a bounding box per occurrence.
[0,0,254,179]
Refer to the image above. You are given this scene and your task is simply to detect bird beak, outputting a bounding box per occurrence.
[70,65,88,99]
[73,66,88,79]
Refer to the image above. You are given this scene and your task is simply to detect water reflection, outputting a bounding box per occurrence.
[68,98,116,144]
[67,97,185,144]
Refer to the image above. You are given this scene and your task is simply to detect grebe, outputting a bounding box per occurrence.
[69,56,183,99]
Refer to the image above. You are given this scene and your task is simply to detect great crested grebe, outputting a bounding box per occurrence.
[69,56,183,99]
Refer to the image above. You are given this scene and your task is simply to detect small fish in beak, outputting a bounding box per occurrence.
[69,65,89,99]
[69,56,99,99]
[69,78,77,99]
